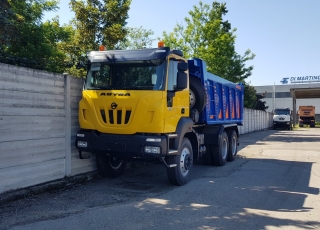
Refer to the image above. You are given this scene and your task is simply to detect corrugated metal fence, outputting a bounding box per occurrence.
[0,63,273,195]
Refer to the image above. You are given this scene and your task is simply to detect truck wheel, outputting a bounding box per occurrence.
[167,138,193,186]
[189,77,207,113]
[227,130,238,162]
[96,154,126,178]
[212,131,228,166]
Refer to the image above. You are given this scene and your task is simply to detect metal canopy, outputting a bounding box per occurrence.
[290,87,320,99]
[290,87,320,125]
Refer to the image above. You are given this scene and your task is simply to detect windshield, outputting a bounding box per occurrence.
[274,109,290,115]
[85,59,166,90]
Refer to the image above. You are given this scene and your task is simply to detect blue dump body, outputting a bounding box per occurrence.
[188,58,244,126]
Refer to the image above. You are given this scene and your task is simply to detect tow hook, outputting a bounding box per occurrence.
[79,151,90,159]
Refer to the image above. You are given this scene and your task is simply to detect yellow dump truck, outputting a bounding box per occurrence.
[298,106,315,127]
[75,43,244,185]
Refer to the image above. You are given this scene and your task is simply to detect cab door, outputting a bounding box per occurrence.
[164,56,189,133]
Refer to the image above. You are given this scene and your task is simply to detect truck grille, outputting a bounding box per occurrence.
[100,109,131,125]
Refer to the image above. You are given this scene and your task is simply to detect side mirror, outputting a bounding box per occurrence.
[176,72,187,90]
[178,62,188,72]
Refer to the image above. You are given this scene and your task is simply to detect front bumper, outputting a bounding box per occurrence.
[273,121,290,127]
[75,130,172,158]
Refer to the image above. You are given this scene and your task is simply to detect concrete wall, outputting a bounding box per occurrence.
[0,63,272,195]
[238,108,273,135]
[0,63,96,195]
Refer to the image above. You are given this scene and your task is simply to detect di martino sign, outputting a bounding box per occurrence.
[280,76,320,84]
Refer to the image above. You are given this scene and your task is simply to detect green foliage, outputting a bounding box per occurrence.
[117,27,155,50]
[161,1,255,82]
[0,0,71,73]
[69,0,131,50]
[243,83,257,109]
[62,0,131,77]
[255,92,269,111]
[160,1,256,108]
[0,0,15,45]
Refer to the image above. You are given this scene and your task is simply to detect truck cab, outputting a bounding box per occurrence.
[273,108,292,130]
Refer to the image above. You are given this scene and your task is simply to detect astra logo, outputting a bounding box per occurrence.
[280,78,289,84]
[111,102,118,109]
[100,93,131,96]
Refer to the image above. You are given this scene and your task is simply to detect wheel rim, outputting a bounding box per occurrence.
[230,134,237,156]
[109,156,123,170]
[189,90,196,108]
[221,137,228,159]
[180,147,192,176]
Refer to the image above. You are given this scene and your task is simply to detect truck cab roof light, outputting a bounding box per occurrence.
[99,45,106,51]
[158,41,164,48]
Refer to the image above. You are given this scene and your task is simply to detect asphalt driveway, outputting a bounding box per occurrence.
[1,127,320,230]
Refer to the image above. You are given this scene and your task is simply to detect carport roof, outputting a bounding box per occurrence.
[290,87,320,99]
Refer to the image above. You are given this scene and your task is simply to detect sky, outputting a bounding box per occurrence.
[44,0,320,87]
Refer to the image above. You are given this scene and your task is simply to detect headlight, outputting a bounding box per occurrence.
[146,138,161,142]
[144,146,160,154]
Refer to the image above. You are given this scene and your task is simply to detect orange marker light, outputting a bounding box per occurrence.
[158,41,164,48]
[99,45,106,51]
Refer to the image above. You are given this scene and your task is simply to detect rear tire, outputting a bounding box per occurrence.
[96,154,126,178]
[167,138,193,186]
[227,130,238,162]
[212,131,228,166]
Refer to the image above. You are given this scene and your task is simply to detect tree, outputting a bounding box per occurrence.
[0,0,15,45]
[243,83,257,109]
[117,26,155,50]
[69,0,131,50]
[161,1,255,82]
[62,0,131,77]
[0,0,71,73]
[160,1,256,107]
[256,92,269,111]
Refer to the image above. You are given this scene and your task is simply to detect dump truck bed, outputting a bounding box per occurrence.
[188,58,244,126]
[299,106,315,117]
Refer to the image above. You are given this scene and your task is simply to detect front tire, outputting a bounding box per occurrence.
[227,130,238,162]
[212,131,228,166]
[96,154,126,178]
[167,138,193,186]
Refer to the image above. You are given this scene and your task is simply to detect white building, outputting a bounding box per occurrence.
[254,82,320,115]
